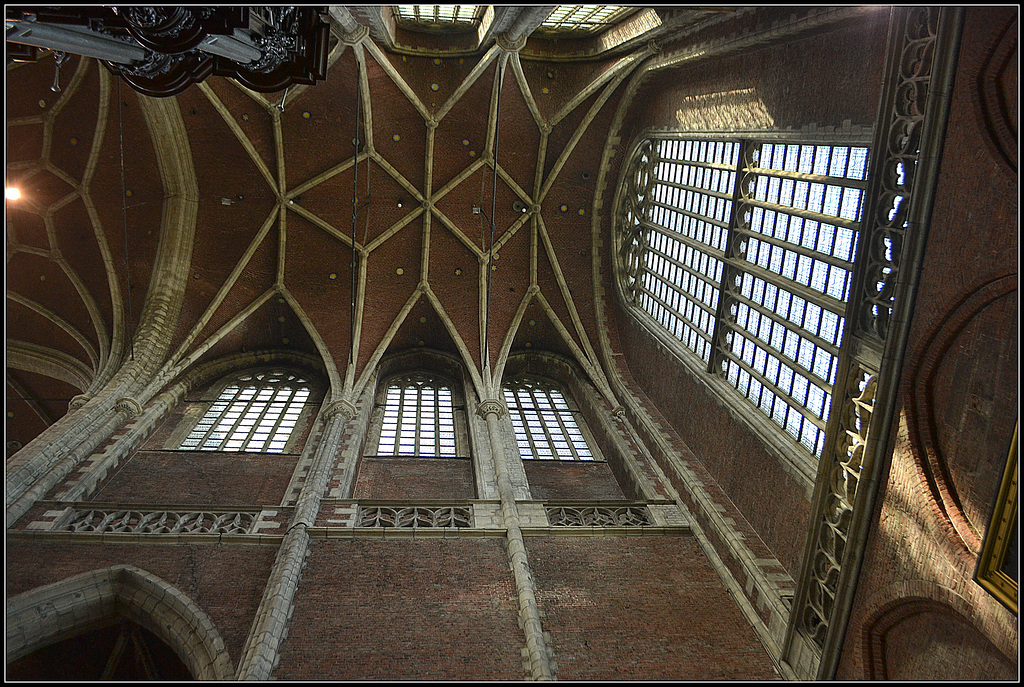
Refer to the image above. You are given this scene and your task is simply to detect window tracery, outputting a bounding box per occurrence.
[617,136,869,458]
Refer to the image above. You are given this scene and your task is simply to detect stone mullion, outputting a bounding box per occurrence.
[706,139,750,376]
[782,6,963,680]
[264,387,294,448]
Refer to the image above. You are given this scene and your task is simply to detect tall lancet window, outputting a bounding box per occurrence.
[503,377,597,461]
[617,137,869,458]
[180,370,311,453]
[375,373,459,457]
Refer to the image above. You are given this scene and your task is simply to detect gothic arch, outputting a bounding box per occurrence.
[861,589,1017,680]
[906,275,1018,559]
[6,565,233,680]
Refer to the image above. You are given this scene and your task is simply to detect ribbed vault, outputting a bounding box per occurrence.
[6,14,671,448]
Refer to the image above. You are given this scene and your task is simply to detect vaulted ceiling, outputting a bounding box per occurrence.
[5,6,730,450]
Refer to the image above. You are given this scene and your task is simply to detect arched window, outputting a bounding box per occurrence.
[371,372,460,457]
[617,136,869,457]
[179,370,311,453]
[503,377,597,461]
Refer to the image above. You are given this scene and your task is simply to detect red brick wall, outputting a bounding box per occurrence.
[526,536,780,680]
[629,8,888,135]
[352,457,476,500]
[5,540,276,670]
[87,449,298,506]
[274,538,523,680]
[860,599,1016,680]
[523,460,626,500]
[838,7,1018,678]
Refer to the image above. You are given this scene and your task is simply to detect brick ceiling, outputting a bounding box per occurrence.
[5,10,715,447]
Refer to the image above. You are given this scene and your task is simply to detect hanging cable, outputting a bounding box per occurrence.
[483,58,505,370]
[350,60,362,368]
[116,78,135,361]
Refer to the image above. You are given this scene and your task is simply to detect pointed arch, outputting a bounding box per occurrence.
[6,565,233,680]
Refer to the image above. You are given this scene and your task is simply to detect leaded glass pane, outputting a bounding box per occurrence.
[180,370,310,453]
[503,378,595,461]
[376,373,458,457]
[618,138,868,459]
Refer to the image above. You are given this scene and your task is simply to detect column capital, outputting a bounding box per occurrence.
[323,399,357,422]
[476,398,507,419]
[113,397,142,418]
[496,31,528,53]
[341,24,369,45]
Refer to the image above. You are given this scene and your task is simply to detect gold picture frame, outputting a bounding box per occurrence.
[975,422,1018,615]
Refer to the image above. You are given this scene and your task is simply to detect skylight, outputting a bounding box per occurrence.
[393,5,481,26]
[539,5,633,34]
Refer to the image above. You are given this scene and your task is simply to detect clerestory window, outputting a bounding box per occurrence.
[180,370,311,453]
[503,377,597,461]
[617,136,869,457]
[372,372,461,457]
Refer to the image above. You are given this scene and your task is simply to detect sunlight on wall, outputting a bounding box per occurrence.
[675,88,775,130]
[599,8,663,52]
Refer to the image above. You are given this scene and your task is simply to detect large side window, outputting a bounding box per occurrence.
[503,376,597,461]
[371,372,460,457]
[618,136,868,457]
[180,370,311,453]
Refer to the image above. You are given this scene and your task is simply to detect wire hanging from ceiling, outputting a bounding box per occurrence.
[483,56,506,372]
[350,58,362,370]
[116,78,135,361]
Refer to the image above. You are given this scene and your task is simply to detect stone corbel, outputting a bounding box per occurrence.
[322,399,357,423]
[476,398,507,419]
[113,397,142,418]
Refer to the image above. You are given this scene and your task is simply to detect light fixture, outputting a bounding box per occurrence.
[397,198,404,208]
[513,200,528,213]
[5,187,22,200]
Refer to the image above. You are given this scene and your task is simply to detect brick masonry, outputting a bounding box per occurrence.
[522,460,625,500]
[86,449,300,506]
[352,457,476,500]
[837,7,1018,679]
[274,538,524,680]
[5,540,277,670]
[526,535,781,680]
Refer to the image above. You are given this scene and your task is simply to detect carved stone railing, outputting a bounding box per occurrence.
[356,505,472,528]
[54,508,258,535]
[784,6,963,680]
[545,505,652,527]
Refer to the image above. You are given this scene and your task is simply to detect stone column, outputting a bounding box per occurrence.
[503,6,556,43]
[477,398,553,681]
[6,398,141,527]
[235,399,355,680]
